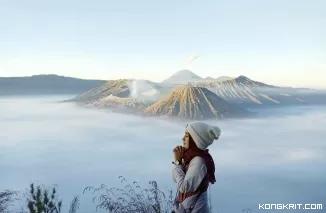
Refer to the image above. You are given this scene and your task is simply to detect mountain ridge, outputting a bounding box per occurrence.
[191,75,307,107]
[0,74,106,96]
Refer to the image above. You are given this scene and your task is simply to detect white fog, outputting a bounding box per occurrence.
[1,96,325,213]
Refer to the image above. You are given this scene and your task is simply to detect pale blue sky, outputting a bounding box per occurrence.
[1,0,325,88]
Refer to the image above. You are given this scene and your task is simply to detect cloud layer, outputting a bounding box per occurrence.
[1,96,326,213]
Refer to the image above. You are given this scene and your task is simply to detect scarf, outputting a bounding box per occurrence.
[183,148,216,184]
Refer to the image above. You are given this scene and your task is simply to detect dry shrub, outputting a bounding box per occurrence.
[84,176,174,213]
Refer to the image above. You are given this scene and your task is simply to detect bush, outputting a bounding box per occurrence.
[24,183,79,213]
[0,190,17,213]
[84,176,174,213]
[26,183,62,213]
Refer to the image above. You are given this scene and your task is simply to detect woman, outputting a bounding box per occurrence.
[172,121,221,213]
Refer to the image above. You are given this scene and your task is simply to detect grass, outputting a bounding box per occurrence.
[83,176,173,213]
[1,176,252,213]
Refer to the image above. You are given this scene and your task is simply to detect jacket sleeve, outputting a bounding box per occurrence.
[172,161,185,183]
[172,165,177,183]
[173,156,207,193]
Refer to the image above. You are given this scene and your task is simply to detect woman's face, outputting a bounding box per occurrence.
[182,131,190,149]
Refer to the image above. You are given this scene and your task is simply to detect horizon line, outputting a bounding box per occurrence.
[1,73,325,90]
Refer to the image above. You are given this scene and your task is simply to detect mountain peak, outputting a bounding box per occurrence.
[235,75,253,83]
[237,75,250,79]
[234,75,277,88]
[174,69,196,75]
[161,70,202,84]
[144,85,248,120]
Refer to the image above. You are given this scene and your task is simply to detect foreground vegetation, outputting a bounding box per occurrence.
[1,176,252,213]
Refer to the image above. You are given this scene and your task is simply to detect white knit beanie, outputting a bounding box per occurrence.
[186,121,221,150]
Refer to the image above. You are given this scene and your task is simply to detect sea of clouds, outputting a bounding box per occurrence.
[1,96,325,213]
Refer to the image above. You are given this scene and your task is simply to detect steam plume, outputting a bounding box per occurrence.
[184,55,199,65]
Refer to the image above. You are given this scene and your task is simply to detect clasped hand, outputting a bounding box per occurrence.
[173,146,186,162]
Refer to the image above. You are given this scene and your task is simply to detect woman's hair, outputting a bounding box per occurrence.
[188,133,199,150]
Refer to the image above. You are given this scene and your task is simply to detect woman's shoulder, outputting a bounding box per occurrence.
[186,156,208,175]
[188,156,206,165]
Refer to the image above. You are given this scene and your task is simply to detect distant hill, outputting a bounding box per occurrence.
[191,75,307,107]
[161,70,203,84]
[202,76,234,82]
[143,85,250,120]
[0,74,106,96]
[203,77,216,81]
[278,87,326,105]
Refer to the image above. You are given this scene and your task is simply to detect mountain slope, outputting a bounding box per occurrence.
[72,79,131,102]
[0,74,106,96]
[144,85,249,120]
[161,70,203,84]
[88,94,150,109]
[71,79,166,103]
[192,76,305,107]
